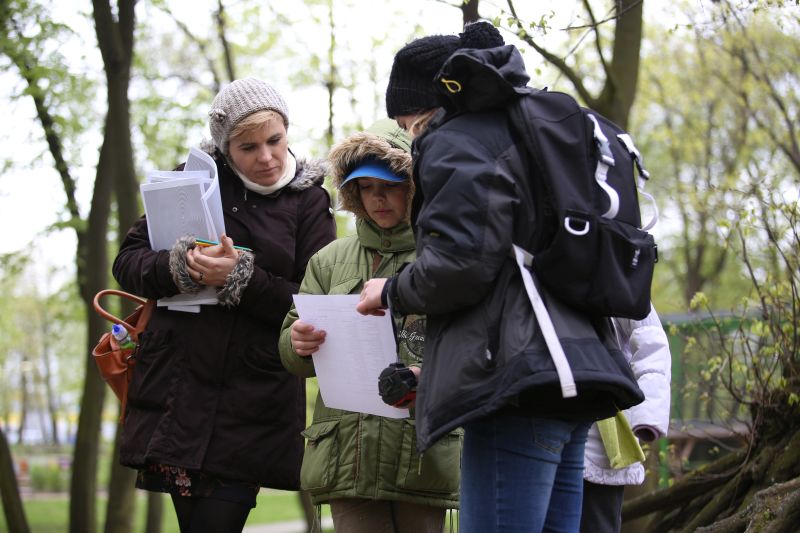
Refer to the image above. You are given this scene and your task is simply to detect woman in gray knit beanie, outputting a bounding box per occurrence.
[112,78,335,533]
[208,77,294,192]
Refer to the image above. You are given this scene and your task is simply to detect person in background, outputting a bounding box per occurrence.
[581,307,672,533]
[357,22,645,533]
[279,119,460,533]
[112,78,335,533]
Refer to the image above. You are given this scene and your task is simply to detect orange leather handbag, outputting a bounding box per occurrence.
[91,290,154,422]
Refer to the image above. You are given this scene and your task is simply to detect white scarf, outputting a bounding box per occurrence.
[232,152,297,195]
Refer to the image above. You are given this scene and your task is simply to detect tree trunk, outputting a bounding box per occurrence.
[103,419,136,533]
[325,0,335,148]
[506,0,643,129]
[0,4,115,528]
[69,311,109,533]
[41,321,61,445]
[93,2,139,533]
[623,428,800,530]
[462,0,480,26]
[16,359,28,445]
[144,492,164,533]
[595,0,643,129]
[622,448,746,521]
[0,427,29,533]
[215,0,236,81]
[70,2,138,532]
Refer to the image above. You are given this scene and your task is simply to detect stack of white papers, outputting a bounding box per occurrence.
[141,148,225,312]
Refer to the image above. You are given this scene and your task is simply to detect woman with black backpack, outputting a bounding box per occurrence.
[357,22,645,533]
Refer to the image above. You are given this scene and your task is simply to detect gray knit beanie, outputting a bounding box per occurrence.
[208,77,290,154]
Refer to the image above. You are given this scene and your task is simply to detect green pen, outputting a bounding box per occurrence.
[195,238,253,252]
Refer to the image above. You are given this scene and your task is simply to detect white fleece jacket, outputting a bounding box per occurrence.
[583,306,672,485]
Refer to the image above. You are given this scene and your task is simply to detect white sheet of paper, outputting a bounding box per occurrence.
[157,287,218,308]
[185,148,226,239]
[166,304,201,313]
[293,294,409,419]
[146,169,211,184]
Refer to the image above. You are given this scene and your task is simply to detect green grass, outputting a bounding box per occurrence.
[3,381,330,532]
[1,490,330,533]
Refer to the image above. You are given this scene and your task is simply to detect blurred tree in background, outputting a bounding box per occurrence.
[1,0,799,531]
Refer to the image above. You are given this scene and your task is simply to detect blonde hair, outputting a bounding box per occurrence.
[407,108,440,138]
[230,109,286,140]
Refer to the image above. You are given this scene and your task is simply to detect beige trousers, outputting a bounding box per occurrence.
[329,497,447,533]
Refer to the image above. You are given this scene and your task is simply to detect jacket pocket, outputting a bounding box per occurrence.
[300,420,340,493]
[395,419,461,493]
[127,329,175,409]
[229,345,289,422]
[329,277,361,295]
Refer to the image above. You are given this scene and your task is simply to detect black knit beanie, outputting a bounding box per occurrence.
[386,21,504,118]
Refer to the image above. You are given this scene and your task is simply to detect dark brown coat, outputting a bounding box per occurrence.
[112,151,335,489]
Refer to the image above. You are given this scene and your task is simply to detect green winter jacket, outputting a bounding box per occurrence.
[278,121,460,509]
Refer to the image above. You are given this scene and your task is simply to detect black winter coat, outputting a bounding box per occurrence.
[112,152,335,489]
[386,45,644,452]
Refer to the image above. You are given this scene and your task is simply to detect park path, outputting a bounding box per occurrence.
[243,516,333,533]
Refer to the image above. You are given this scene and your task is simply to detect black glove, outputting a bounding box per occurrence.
[378,363,417,408]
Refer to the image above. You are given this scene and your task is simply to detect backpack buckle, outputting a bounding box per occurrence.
[587,114,615,166]
[617,133,650,180]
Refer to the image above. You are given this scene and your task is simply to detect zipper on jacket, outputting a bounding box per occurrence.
[353,415,362,483]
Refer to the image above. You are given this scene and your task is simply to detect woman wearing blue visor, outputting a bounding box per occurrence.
[279,119,461,533]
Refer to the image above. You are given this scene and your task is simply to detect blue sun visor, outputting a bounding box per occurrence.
[340,160,406,187]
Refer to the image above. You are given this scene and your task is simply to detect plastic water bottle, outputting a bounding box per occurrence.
[111,324,136,350]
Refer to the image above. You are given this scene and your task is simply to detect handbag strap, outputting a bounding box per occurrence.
[93,289,151,334]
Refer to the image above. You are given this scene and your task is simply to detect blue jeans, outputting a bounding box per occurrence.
[460,412,591,533]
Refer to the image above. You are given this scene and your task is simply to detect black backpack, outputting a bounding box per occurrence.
[507,88,658,320]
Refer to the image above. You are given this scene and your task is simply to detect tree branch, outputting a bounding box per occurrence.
[216,0,236,81]
[1,16,81,224]
[505,0,595,105]
[622,448,747,520]
[581,0,611,79]
[154,2,221,92]
[91,0,121,70]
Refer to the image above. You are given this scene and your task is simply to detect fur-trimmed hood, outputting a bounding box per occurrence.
[287,156,328,191]
[328,119,413,221]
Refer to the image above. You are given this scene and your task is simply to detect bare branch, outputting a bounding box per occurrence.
[581,0,611,77]
[216,0,236,81]
[505,0,596,105]
[562,0,644,31]
[153,2,221,92]
[1,16,81,224]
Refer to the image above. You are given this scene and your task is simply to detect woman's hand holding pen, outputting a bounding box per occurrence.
[290,320,326,356]
[187,234,239,286]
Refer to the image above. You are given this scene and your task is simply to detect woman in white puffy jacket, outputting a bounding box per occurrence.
[580,306,672,533]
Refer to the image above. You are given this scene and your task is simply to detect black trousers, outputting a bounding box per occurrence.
[171,493,253,533]
[580,480,625,533]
